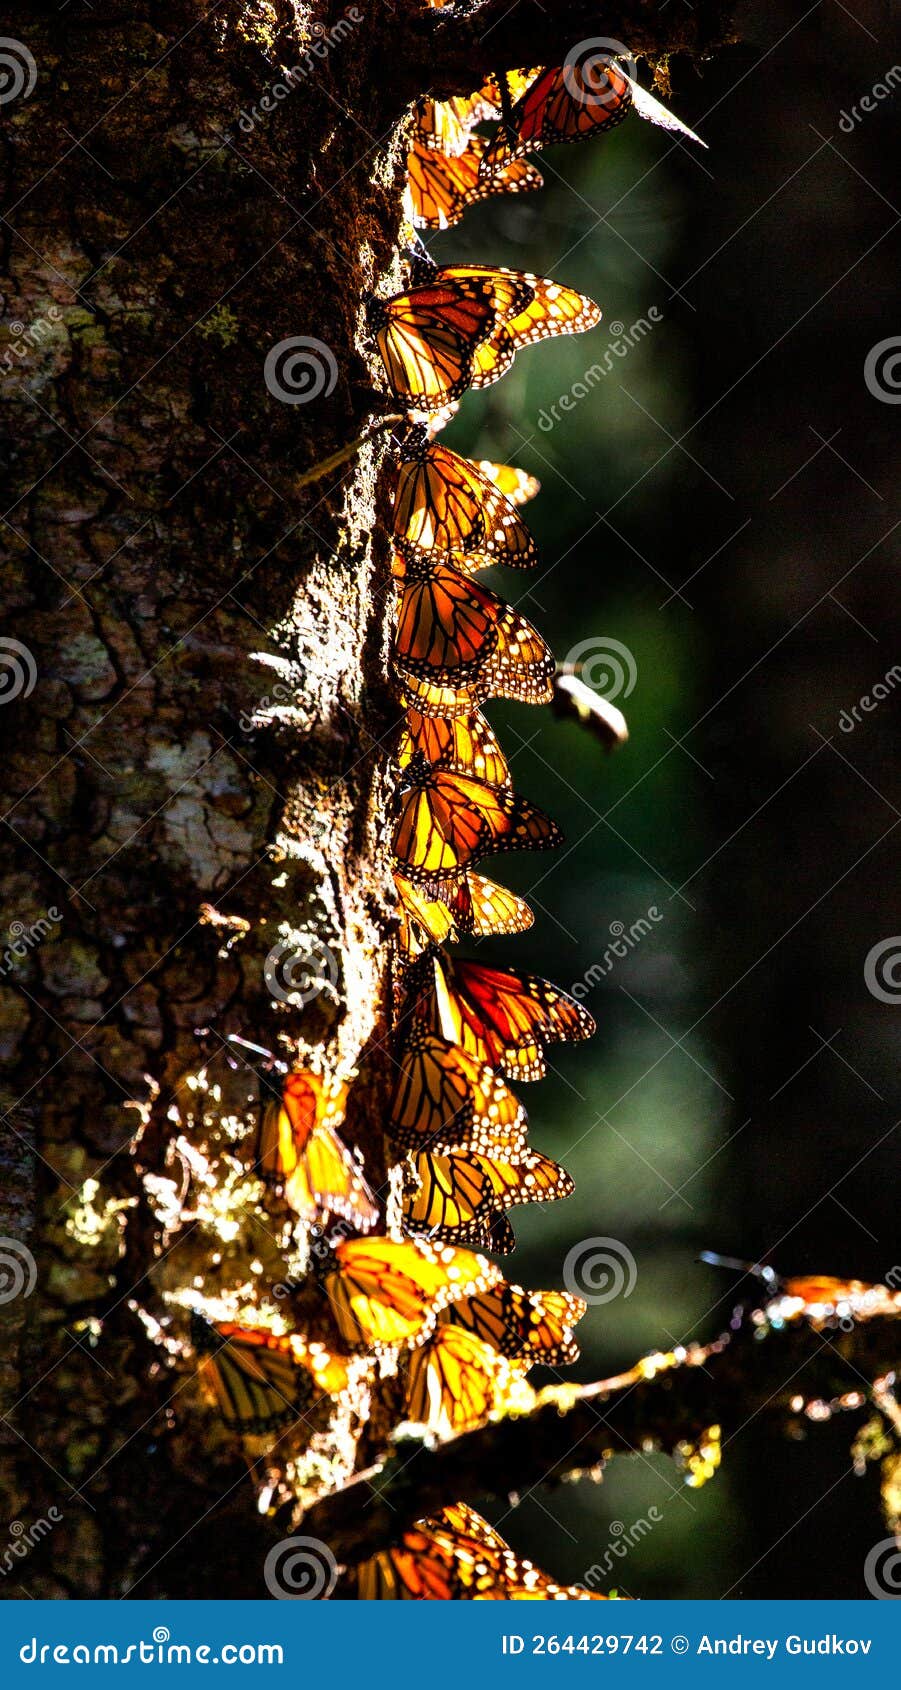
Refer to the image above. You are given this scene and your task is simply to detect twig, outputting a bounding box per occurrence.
[293,415,405,491]
[301,1294,901,1567]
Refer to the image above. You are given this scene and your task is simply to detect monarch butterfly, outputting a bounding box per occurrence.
[394,870,530,955]
[373,267,599,406]
[409,951,596,1081]
[256,1071,378,1231]
[396,570,555,717]
[441,1282,586,1366]
[393,557,553,692]
[398,706,510,788]
[322,1235,502,1349]
[403,1146,574,1250]
[471,277,603,388]
[392,554,499,684]
[393,435,538,569]
[370,268,531,406]
[190,1311,313,1437]
[405,134,542,230]
[401,1147,495,1244]
[443,870,534,938]
[355,1503,613,1599]
[480,57,633,175]
[404,1324,508,1436]
[389,1028,528,1157]
[415,88,501,157]
[392,752,561,882]
[700,1254,898,1313]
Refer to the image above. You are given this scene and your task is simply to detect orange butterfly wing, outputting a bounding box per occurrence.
[406,134,542,230]
[393,439,538,568]
[445,871,534,938]
[191,1313,311,1437]
[392,761,560,882]
[356,1503,616,1598]
[414,953,595,1080]
[472,278,603,388]
[444,1282,586,1366]
[405,1325,504,1435]
[390,1028,528,1156]
[372,271,528,405]
[476,459,541,506]
[324,1236,502,1348]
[398,706,510,788]
[257,1072,377,1230]
[481,59,632,172]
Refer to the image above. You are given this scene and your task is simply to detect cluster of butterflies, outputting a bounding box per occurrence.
[190,34,703,1600]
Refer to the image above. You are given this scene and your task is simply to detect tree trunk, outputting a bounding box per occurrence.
[0,0,846,1599]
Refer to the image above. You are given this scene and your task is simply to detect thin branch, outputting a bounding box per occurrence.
[293,416,405,490]
[301,1293,901,1568]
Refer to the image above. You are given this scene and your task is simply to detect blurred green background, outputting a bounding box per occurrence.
[420,12,900,1600]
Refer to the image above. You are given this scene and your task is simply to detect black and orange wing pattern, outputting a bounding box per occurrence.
[392,755,561,882]
[398,706,510,788]
[371,269,531,406]
[411,952,596,1081]
[395,870,458,955]
[390,1028,528,1156]
[256,1071,378,1230]
[472,277,603,388]
[406,134,542,230]
[404,1325,506,1435]
[397,578,555,714]
[393,436,538,568]
[404,1146,573,1249]
[443,1282,586,1366]
[481,59,632,174]
[415,86,501,157]
[323,1235,503,1349]
[191,1312,312,1437]
[444,871,534,938]
[355,1503,614,1599]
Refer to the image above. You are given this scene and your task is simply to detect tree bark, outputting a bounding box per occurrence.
[0,0,863,1600]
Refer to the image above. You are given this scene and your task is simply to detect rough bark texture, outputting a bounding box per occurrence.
[0,0,410,1599]
[0,0,857,1601]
